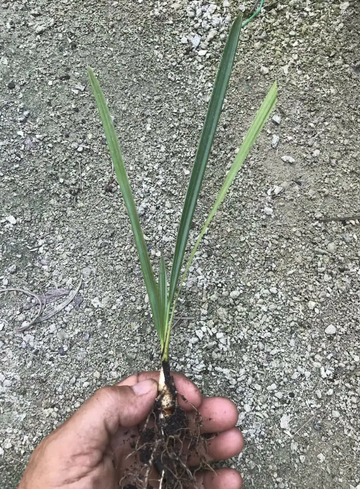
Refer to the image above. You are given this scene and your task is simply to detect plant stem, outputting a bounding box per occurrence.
[158,359,175,417]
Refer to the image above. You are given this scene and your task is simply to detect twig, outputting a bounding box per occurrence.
[33,279,82,326]
[293,416,314,437]
[0,287,45,331]
[316,215,360,223]
[171,315,194,331]
[0,279,82,333]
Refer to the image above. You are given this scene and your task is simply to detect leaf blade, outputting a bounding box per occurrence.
[168,82,277,329]
[87,67,162,336]
[168,15,243,306]
[159,256,168,348]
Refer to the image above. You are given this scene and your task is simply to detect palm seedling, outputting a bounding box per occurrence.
[88,14,277,489]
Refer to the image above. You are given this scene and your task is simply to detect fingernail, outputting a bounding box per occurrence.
[131,379,156,396]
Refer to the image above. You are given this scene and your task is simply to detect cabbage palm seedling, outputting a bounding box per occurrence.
[88,15,277,488]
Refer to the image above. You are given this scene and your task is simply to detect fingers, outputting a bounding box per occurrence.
[205,428,244,461]
[188,397,239,433]
[195,468,242,489]
[118,371,202,410]
[58,380,158,455]
[187,427,243,466]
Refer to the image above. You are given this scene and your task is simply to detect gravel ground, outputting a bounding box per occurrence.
[1,0,360,488]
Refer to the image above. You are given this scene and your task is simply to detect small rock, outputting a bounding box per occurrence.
[327,242,336,253]
[230,290,240,299]
[206,29,217,42]
[264,206,273,216]
[272,114,282,125]
[325,324,337,335]
[317,453,325,463]
[34,19,54,34]
[93,371,101,379]
[58,346,66,356]
[281,155,295,164]
[190,34,201,49]
[272,134,280,148]
[195,329,204,340]
[5,215,17,225]
[260,66,269,75]
[8,264,17,274]
[308,301,316,311]
[280,414,291,430]
[7,80,15,89]
[217,307,227,321]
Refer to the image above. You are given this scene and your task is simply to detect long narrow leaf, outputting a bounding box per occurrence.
[167,82,278,338]
[159,256,168,348]
[88,68,162,336]
[168,15,243,307]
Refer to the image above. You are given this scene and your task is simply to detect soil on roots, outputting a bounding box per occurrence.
[121,365,211,489]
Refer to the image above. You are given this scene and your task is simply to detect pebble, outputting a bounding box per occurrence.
[7,80,15,89]
[281,155,295,164]
[308,301,316,310]
[217,307,227,321]
[260,66,269,75]
[195,329,204,340]
[5,215,17,225]
[327,242,336,253]
[264,206,273,216]
[230,290,240,299]
[280,414,291,430]
[190,34,201,48]
[325,324,337,335]
[272,134,280,148]
[272,114,282,125]
[8,264,17,274]
[93,371,100,379]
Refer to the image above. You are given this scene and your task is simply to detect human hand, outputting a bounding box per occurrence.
[18,371,243,489]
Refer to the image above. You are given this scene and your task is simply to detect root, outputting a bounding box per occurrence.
[120,365,213,489]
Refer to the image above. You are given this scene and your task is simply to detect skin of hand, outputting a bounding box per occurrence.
[18,371,244,489]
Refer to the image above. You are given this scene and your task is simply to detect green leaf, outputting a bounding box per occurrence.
[158,256,168,348]
[169,82,277,321]
[168,15,243,307]
[87,67,162,337]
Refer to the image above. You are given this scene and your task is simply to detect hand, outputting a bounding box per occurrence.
[18,371,244,489]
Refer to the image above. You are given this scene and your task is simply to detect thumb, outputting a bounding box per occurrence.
[61,379,158,444]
